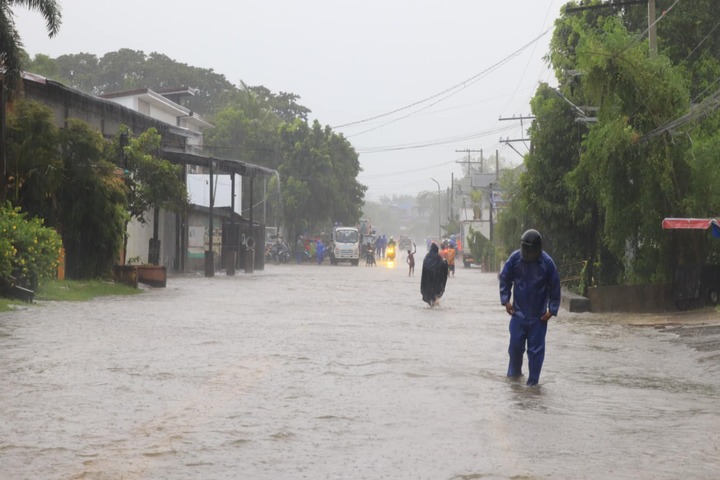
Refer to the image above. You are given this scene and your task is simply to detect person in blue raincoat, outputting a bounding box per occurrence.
[316,239,325,264]
[498,229,561,386]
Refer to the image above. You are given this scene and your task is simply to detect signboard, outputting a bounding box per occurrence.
[187,173,242,214]
[491,189,508,208]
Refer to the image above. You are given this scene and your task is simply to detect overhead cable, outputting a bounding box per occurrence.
[331,28,552,130]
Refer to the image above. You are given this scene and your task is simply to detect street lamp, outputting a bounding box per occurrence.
[431,178,441,240]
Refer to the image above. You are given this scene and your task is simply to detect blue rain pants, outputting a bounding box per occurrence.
[507,315,548,385]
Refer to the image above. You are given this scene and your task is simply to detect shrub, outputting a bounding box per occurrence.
[0,203,63,285]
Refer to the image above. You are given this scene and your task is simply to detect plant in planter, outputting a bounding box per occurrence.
[471,189,483,220]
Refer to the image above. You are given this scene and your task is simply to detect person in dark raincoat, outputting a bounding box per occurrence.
[498,229,561,386]
[421,243,449,306]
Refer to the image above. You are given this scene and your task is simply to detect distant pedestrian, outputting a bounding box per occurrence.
[446,244,456,277]
[406,243,417,276]
[316,239,325,265]
[498,229,561,386]
[296,235,304,264]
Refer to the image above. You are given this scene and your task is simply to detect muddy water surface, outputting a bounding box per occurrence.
[1,256,719,479]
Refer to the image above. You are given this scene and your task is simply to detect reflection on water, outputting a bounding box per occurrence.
[1,265,719,479]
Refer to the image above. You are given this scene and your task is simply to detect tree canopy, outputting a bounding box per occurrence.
[24,48,366,238]
[277,119,366,241]
[0,0,61,92]
[503,0,720,291]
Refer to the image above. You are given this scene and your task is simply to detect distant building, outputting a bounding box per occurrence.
[100,87,212,153]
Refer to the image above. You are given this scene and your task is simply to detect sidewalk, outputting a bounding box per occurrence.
[577,307,720,327]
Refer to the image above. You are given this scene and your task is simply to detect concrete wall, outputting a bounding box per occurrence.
[587,284,674,313]
[560,288,590,313]
[124,209,178,268]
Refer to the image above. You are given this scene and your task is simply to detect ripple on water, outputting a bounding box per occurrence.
[3,268,720,479]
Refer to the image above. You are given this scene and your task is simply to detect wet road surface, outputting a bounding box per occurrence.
[1,254,720,479]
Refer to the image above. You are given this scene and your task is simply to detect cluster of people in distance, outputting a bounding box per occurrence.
[294,235,326,265]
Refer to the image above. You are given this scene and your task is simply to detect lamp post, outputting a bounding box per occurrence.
[431,178,441,240]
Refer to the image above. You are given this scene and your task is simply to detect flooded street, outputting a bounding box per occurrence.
[2,253,720,480]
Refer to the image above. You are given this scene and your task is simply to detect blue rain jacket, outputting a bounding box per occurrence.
[499,250,561,320]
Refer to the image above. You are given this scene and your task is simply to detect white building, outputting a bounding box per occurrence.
[100,87,215,266]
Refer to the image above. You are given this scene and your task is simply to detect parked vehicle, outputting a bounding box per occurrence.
[672,264,720,310]
[266,239,292,264]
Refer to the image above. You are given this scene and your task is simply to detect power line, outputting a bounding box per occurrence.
[356,125,514,154]
[359,159,457,179]
[500,0,560,117]
[642,84,720,140]
[331,28,552,130]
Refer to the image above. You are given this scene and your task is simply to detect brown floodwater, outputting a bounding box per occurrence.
[1,253,719,479]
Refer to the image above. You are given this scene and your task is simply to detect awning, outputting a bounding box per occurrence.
[662,218,720,238]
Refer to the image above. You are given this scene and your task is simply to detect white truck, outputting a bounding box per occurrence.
[329,226,360,266]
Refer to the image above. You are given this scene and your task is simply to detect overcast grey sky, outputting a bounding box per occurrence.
[15,0,565,201]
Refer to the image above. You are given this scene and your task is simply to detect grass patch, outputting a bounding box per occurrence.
[0,298,26,312]
[0,279,141,311]
[36,279,142,302]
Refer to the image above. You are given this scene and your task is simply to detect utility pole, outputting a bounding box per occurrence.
[499,115,533,158]
[489,150,500,242]
[565,0,656,57]
[489,182,494,243]
[450,173,454,221]
[496,150,500,180]
[0,79,5,202]
[648,0,657,57]
[431,178,441,240]
[206,158,215,277]
[455,148,483,175]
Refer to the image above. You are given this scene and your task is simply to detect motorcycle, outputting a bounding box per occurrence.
[266,241,292,264]
[386,243,396,261]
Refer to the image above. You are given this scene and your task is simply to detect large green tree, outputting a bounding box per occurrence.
[203,88,282,169]
[57,119,127,279]
[5,99,61,221]
[504,2,708,289]
[6,99,191,276]
[522,83,589,266]
[571,15,689,283]
[277,119,366,242]
[5,100,130,279]
[30,49,237,114]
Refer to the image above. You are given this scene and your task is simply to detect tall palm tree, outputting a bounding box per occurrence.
[0,0,62,92]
